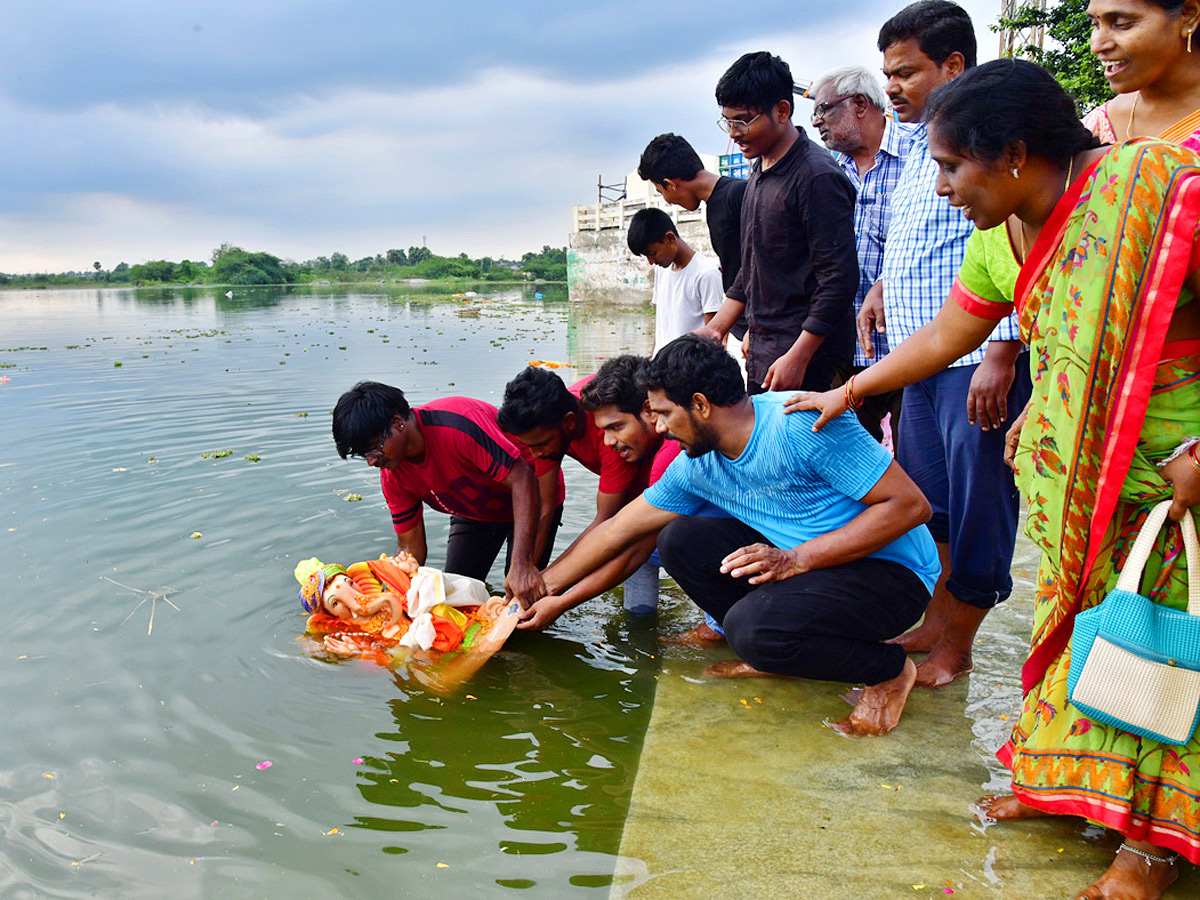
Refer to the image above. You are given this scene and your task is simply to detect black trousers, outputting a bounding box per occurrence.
[657,516,930,685]
[443,504,563,583]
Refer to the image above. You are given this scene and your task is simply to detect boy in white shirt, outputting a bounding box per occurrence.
[627,208,724,354]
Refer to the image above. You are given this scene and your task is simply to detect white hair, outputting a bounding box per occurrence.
[811,65,887,111]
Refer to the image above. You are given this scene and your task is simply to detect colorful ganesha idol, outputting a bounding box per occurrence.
[294,552,521,671]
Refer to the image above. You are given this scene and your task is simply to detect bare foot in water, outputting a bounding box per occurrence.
[834,657,918,737]
[1076,841,1179,900]
[662,623,726,647]
[974,794,1051,822]
[914,644,974,688]
[888,618,942,653]
[704,659,782,678]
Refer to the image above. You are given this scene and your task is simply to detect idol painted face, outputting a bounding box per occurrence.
[882,37,956,122]
[321,573,403,627]
[647,389,717,458]
[514,423,569,461]
[928,126,1016,231]
[592,404,659,463]
[1088,0,1190,94]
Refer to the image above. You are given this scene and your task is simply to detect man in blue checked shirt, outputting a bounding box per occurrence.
[858,1,1033,689]
[810,64,916,446]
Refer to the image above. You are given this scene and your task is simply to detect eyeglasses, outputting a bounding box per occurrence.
[717,111,763,134]
[811,94,855,121]
[352,426,391,462]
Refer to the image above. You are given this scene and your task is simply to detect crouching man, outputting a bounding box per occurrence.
[524,335,939,736]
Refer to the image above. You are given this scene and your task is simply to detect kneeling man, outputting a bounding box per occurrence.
[527,335,939,736]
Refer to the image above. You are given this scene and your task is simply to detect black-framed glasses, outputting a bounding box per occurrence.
[811,94,855,121]
[351,426,391,461]
[717,111,763,134]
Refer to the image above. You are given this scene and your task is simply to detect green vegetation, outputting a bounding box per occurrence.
[1,242,568,288]
[995,0,1111,112]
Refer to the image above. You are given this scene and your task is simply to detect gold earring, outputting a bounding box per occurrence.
[1189,29,1194,53]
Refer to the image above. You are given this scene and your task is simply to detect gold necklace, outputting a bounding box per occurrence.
[1127,92,1140,139]
[1017,156,1075,263]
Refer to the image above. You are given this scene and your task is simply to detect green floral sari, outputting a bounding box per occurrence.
[999,138,1200,861]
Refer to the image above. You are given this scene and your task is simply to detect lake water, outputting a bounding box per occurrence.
[0,283,690,898]
[7,285,1195,900]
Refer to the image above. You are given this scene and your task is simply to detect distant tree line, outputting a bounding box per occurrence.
[0,244,568,288]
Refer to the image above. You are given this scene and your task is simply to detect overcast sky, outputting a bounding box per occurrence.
[0,0,1000,274]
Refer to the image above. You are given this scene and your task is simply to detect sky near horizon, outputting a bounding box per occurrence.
[0,0,1000,275]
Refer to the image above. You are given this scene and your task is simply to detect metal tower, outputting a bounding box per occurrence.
[998,0,1047,57]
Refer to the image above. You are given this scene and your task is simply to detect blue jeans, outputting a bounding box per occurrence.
[896,355,1032,609]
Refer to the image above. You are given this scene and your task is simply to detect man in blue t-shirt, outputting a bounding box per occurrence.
[522,335,938,737]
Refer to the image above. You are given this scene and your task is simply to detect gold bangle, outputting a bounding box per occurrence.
[845,374,864,410]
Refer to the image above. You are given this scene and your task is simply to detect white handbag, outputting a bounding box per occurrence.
[1067,501,1200,745]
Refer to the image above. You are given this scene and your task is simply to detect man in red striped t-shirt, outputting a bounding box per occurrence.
[498,366,649,560]
[332,381,559,603]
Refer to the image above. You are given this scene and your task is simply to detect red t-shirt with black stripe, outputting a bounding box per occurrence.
[380,397,534,533]
[532,375,647,495]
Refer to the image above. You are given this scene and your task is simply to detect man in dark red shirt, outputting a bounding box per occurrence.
[332,381,555,603]
[514,357,724,643]
[498,366,648,558]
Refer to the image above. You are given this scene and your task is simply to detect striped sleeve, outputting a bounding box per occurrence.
[380,470,423,534]
[950,226,1015,321]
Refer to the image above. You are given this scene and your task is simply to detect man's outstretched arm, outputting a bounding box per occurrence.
[519,497,676,629]
[499,459,548,603]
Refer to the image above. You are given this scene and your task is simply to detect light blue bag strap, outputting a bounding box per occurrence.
[1113,501,1200,615]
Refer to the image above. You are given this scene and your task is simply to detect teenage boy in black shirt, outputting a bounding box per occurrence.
[638,133,748,342]
[701,51,858,394]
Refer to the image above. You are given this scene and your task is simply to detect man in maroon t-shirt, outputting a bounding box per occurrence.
[498,366,648,558]
[515,357,730,642]
[332,381,556,603]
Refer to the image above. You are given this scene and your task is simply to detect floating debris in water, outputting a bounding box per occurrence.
[345,493,363,502]
[201,450,234,459]
[191,532,203,539]
[256,761,273,770]
[244,455,261,462]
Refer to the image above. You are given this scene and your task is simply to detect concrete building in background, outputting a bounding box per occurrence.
[568,152,748,303]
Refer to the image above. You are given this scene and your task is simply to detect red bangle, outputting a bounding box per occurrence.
[845,374,864,410]
[1188,443,1200,475]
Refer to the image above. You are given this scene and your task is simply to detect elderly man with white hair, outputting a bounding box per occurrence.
[809,65,914,445]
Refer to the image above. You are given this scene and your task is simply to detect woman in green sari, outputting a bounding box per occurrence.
[791,60,1200,899]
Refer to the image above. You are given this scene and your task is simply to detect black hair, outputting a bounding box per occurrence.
[878,0,977,69]
[497,366,578,433]
[580,355,650,415]
[1146,0,1187,10]
[638,133,705,184]
[643,334,746,409]
[924,59,1101,167]
[627,208,677,256]
[715,51,794,118]
[331,381,411,459]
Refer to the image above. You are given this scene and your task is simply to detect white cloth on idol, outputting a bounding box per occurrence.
[405,567,490,618]
[397,612,437,650]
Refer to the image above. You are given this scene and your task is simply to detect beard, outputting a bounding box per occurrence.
[680,419,719,458]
